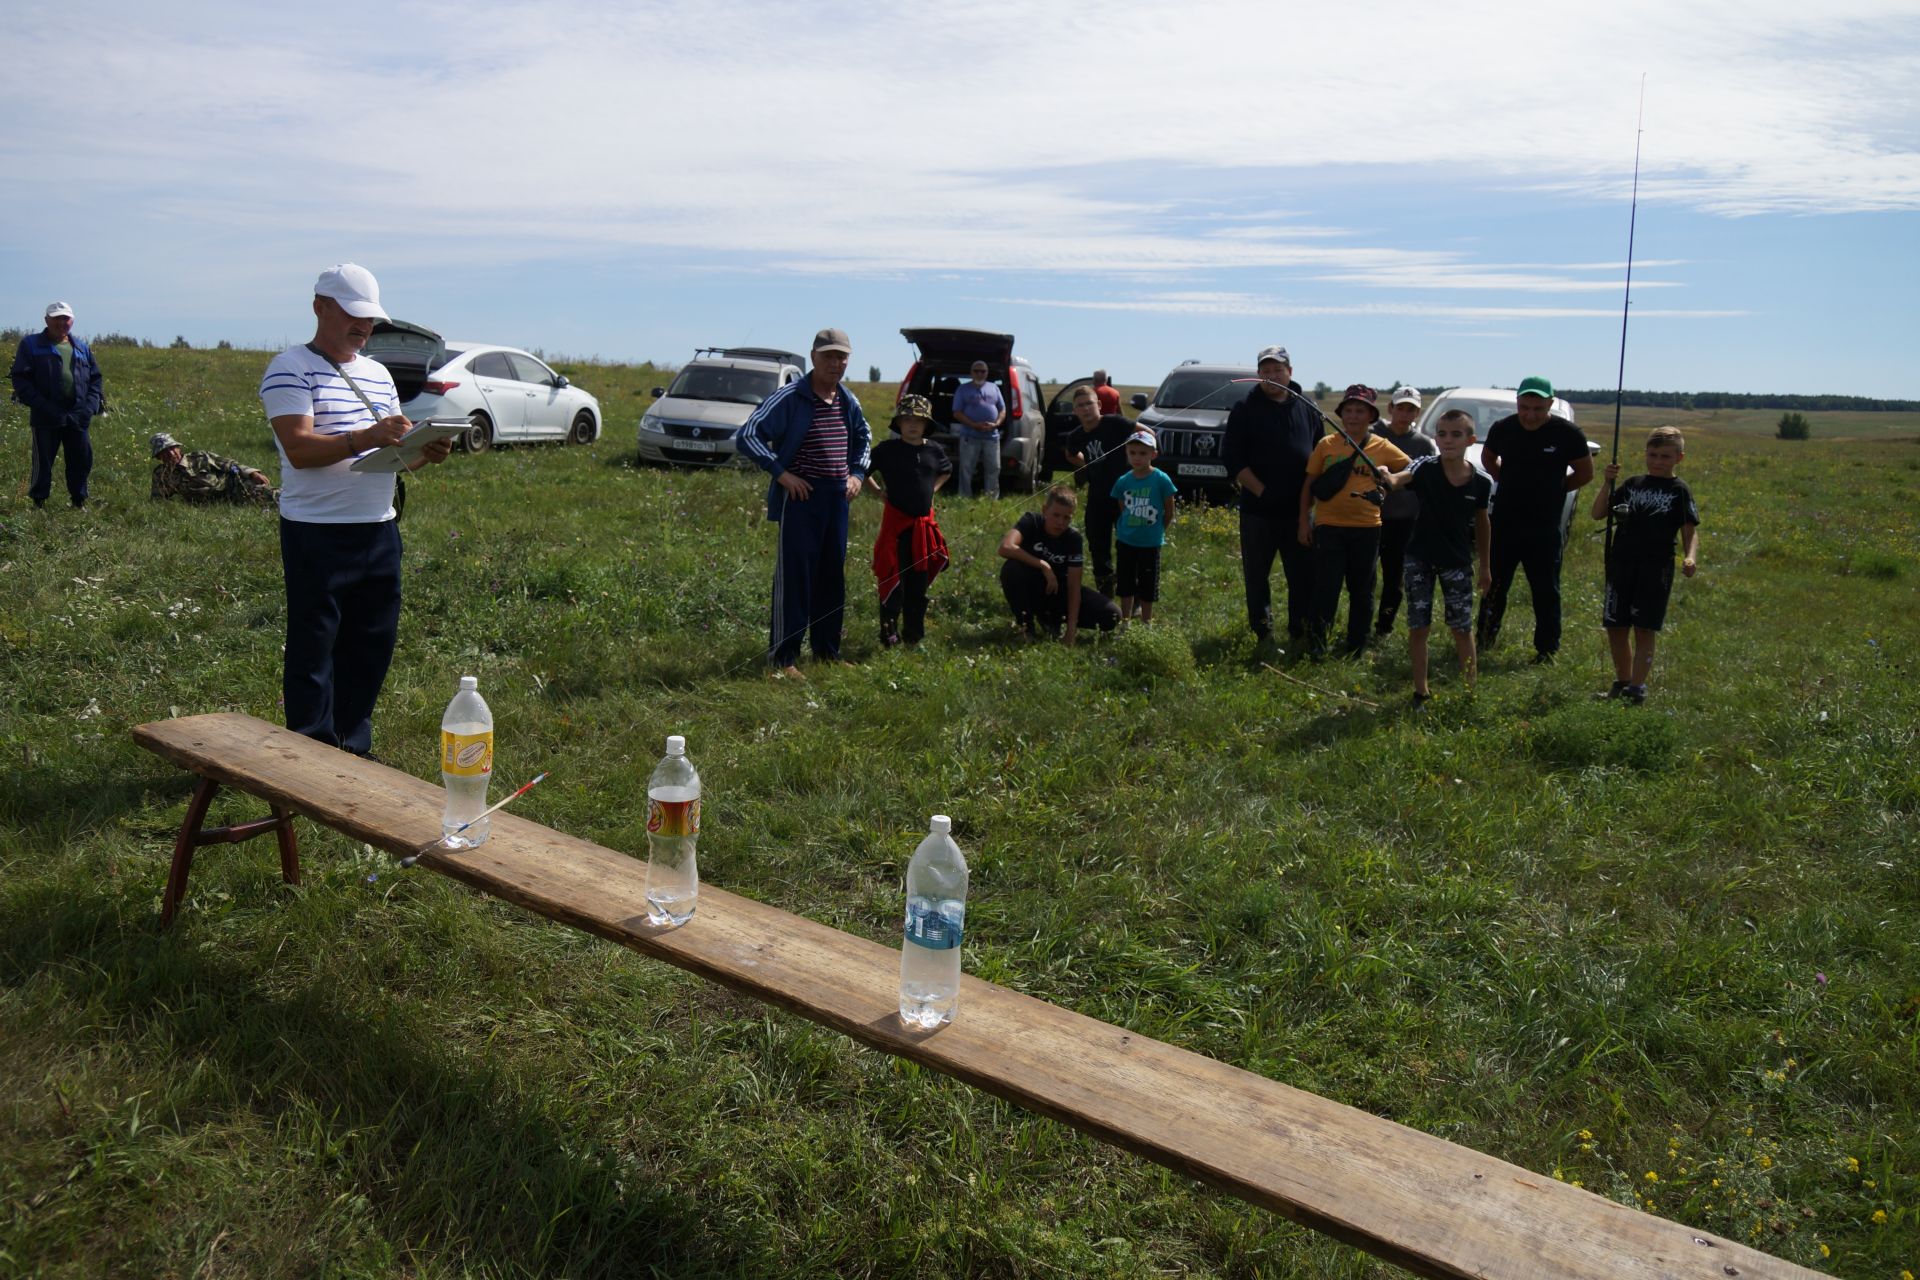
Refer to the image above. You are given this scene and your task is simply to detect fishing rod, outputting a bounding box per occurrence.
[1605,76,1647,559]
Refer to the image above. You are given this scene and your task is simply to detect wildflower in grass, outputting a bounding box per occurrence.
[1871,1210,1886,1224]
[1579,1129,1592,1141]
[1645,1171,1659,1183]
[1819,1243,1830,1258]
[1847,1156,1861,1173]
[1759,1155,1773,1169]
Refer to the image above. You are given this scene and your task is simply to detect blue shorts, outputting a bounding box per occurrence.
[1404,557,1474,633]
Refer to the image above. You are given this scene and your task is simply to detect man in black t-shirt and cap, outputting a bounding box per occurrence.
[1221,345,1322,644]
[1474,375,1593,662]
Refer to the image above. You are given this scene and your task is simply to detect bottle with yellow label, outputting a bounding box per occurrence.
[440,675,493,848]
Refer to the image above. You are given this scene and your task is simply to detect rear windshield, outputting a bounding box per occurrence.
[667,365,779,405]
[1151,370,1246,411]
[1430,397,1515,436]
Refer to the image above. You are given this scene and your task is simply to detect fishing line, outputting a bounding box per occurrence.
[1605,76,1647,561]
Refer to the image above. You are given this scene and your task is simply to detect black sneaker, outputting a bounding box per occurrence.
[1625,684,1649,705]
[1595,680,1628,701]
[1411,692,1430,713]
[1531,651,1556,666]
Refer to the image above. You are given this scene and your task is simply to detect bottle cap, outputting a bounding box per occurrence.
[666,735,686,755]
[459,675,477,691]
[929,814,950,835]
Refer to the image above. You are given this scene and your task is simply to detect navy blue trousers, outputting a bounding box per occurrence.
[280,518,403,755]
[28,416,93,505]
[770,484,848,666]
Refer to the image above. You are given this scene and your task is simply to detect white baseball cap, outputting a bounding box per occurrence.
[314,263,388,321]
[1392,387,1422,408]
[1125,428,1158,449]
[45,301,74,319]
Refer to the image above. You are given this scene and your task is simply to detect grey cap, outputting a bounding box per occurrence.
[811,327,852,354]
[1256,345,1291,368]
[149,432,182,457]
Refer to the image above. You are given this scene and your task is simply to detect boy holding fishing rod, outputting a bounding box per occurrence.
[1590,426,1699,704]
[1297,385,1411,659]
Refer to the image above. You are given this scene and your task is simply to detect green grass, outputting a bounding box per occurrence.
[3,347,1917,1278]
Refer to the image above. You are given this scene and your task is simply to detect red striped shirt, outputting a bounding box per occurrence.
[790,391,849,480]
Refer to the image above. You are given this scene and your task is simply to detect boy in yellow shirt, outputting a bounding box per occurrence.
[1296,384,1411,658]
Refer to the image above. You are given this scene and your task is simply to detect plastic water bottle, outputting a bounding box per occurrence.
[440,675,493,848]
[898,814,968,1029]
[645,735,700,926]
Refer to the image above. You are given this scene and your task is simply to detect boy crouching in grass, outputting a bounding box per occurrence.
[997,484,1121,645]
[865,394,952,647]
[1591,425,1699,704]
[1381,408,1491,709]
[1109,428,1177,624]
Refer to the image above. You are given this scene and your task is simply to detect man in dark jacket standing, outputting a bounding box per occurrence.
[1221,345,1322,643]
[11,302,105,509]
[1475,375,1593,662]
[736,327,872,679]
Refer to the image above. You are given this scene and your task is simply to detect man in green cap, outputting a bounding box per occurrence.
[1475,376,1593,661]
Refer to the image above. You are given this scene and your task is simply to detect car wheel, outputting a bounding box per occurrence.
[568,410,595,445]
[462,412,494,454]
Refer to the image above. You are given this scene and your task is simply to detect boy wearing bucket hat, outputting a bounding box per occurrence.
[865,394,952,647]
[1297,384,1411,658]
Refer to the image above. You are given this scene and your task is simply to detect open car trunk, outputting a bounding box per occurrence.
[362,320,448,402]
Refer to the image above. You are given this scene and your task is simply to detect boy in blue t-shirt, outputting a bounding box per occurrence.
[1108,429,1178,624]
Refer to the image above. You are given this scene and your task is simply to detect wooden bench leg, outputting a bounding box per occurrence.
[159,777,303,928]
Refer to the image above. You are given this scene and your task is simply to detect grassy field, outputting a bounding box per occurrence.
[2,346,1918,1279]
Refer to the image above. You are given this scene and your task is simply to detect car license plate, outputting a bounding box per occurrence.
[675,437,726,453]
[1179,463,1227,478]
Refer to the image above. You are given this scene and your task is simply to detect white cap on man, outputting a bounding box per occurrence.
[314,263,388,321]
[45,302,74,319]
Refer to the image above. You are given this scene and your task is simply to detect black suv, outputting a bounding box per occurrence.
[1129,361,1257,500]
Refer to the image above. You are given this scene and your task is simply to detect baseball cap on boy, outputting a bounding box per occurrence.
[1391,387,1421,409]
[1517,375,1555,400]
[314,264,387,321]
[1125,429,1158,450]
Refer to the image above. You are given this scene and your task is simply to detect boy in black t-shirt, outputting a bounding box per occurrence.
[866,395,952,646]
[1062,383,1133,596]
[1590,426,1699,704]
[1382,409,1492,708]
[996,485,1121,645]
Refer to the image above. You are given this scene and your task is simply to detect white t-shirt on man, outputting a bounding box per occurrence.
[259,345,400,523]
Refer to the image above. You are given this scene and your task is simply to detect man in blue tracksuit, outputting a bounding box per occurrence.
[736,327,872,679]
[11,302,105,509]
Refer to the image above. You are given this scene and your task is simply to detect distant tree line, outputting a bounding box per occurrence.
[1556,389,1920,412]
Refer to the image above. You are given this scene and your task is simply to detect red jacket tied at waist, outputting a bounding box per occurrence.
[872,502,949,602]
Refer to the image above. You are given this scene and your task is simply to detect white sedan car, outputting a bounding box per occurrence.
[364,321,601,453]
[1415,387,1598,538]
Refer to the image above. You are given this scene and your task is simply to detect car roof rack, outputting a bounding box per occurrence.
[694,346,807,368]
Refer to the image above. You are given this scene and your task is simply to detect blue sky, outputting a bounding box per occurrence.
[4,1,1916,399]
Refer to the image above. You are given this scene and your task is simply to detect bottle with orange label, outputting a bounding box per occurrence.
[440,675,493,848]
[645,734,700,926]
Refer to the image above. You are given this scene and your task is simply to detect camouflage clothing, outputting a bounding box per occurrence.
[151,451,277,507]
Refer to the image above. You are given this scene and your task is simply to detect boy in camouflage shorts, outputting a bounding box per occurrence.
[1382,409,1492,708]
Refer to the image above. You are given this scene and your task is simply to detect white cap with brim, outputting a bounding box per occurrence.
[1392,387,1421,408]
[315,263,388,321]
[1125,429,1158,449]
[45,302,74,319]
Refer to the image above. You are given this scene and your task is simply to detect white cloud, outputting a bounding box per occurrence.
[982,293,1747,321]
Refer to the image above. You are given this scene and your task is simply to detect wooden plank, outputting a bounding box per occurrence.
[133,713,1820,1280]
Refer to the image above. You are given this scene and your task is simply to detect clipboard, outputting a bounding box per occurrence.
[349,419,470,473]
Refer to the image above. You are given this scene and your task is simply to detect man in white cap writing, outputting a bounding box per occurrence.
[258,263,453,755]
[10,302,105,509]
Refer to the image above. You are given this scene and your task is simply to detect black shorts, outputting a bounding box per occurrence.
[1115,542,1162,602]
[1602,557,1675,631]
